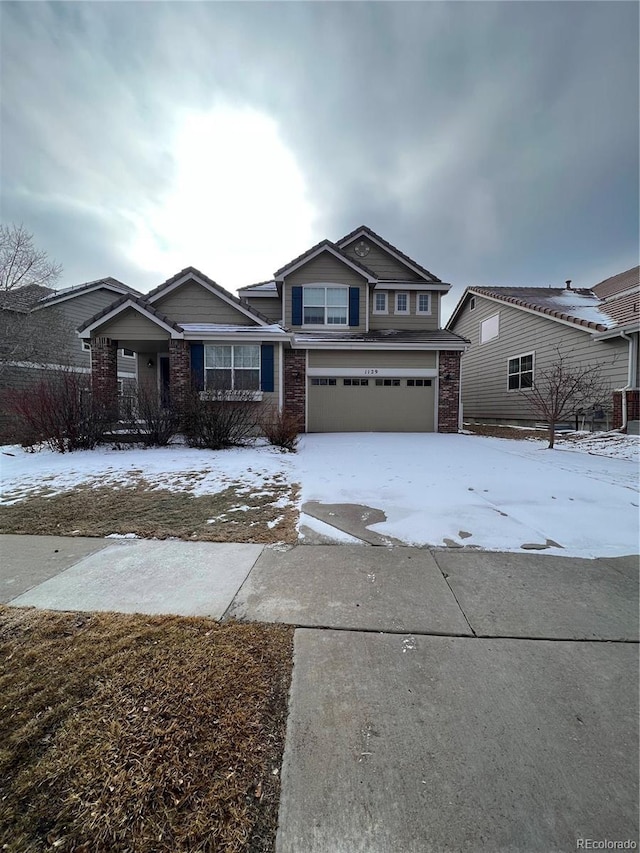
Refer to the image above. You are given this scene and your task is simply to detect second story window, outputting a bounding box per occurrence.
[395,292,409,314]
[416,293,431,314]
[373,291,388,314]
[303,287,348,325]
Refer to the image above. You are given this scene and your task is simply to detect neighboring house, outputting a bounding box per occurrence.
[0,277,142,436]
[446,266,640,431]
[78,226,468,432]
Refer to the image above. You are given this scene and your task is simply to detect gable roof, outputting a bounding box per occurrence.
[0,284,55,312]
[145,266,273,325]
[33,277,141,310]
[591,265,639,300]
[238,279,278,294]
[77,293,185,338]
[273,238,377,282]
[336,225,442,283]
[447,285,617,333]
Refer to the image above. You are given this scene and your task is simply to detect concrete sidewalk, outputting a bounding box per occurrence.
[2,534,638,851]
[1,534,263,618]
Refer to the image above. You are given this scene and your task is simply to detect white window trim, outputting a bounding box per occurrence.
[81,340,91,352]
[373,291,388,315]
[480,312,500,344]
[302,284,349,327]
[121,348,136,359]
[395,292,409,315]
[416,293,431,315]
[204,344,261,392]
[507,351,535,393]
[469,296,476,311]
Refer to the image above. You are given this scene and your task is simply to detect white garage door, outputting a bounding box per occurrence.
[307,377,435,432]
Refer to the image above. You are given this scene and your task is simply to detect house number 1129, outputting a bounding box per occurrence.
[363,369,379,375]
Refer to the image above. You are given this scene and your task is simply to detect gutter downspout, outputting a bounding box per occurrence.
[618,331,634,431]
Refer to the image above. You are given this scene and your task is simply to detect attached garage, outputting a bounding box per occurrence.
[307,374,436,432]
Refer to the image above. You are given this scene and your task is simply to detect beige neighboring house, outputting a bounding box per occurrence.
[446,266,640,432]
[0,277,141,437]
[78,226,468,432]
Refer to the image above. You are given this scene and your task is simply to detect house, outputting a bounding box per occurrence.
[0,277,142,437]
[445,266,640,431]
[77,226,468,432]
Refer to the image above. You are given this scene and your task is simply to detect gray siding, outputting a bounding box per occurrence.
[369,291,440,331]
[96,308,171,341]
[45,288,129,370]
[309,350,437,369]
[243,296,283,324]
[341,240,422,280]
[153,280,256,325]
[284,255,367,331]
[450,296,628,423]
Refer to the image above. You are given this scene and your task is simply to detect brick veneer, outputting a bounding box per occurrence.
[169,339,191,410]
[91,336,118,414]
[612,389,640,430]
[438,350,461,433]
[284,349,306,429]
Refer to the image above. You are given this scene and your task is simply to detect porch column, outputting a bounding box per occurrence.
[91,336,118,416]
[438,350,461,433]
[284,349,306,430]
[169,339,191,411]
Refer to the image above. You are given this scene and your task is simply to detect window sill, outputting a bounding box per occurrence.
[200,390,263,402]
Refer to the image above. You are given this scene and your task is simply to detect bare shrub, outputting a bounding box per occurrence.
[119,383,180,447]
[183,388,262,450]
[6,369,115,452]
[260,406,301,452]
[523,349,612,449]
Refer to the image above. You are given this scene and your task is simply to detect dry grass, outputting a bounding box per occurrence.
[464,423,549,441]
[0,478,299,544]
[0,607,294,853]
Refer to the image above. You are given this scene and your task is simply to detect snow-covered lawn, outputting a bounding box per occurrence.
[1,432,638,558]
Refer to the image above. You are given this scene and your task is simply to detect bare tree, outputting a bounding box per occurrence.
[523,349,612,449]
[0,223,62,292]
[0,224,71,376]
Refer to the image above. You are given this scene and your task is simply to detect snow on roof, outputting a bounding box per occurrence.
[472,286,617,331]
[180,323,286,335]
[238,280,278,293]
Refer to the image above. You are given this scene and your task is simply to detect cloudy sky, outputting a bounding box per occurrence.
[1,1,638,320]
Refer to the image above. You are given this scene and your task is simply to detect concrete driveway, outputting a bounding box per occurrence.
[2,534,638,851]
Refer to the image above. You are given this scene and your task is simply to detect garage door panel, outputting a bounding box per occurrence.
[308,378,435,432]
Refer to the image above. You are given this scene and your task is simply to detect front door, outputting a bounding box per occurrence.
[159,356,170,408]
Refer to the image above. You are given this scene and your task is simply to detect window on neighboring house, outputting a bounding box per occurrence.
[373,292,388,314]
[470,296,476,311]
[82,340,91,352]
[416,293,431,314]
[480,313,500,343]
[204,345,260,390]
[395,292,409,314]
[303,287,348,325]
[121,348,135,358]
[508,353,534,391]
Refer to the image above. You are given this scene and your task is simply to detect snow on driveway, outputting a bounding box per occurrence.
[294,434,639,558]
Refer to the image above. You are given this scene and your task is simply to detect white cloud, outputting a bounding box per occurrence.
[125,105,317,287]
